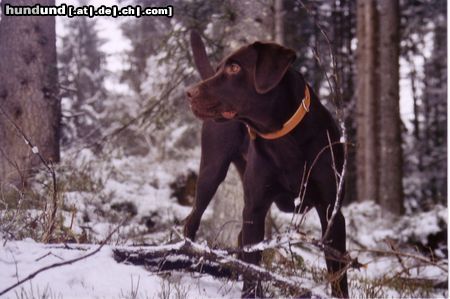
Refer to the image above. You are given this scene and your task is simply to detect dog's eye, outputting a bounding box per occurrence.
[226,63,241,74]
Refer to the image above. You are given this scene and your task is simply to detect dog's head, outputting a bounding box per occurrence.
[186,42,296,121]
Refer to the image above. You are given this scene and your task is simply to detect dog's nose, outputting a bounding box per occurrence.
[186,86,200,100]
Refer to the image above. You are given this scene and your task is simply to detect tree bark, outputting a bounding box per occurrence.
[362,0,379,203]
[355,0,366,202]
[356,0,379,202]
[274,0,284,45]
[0,0,60,187]
[378,0,404,215]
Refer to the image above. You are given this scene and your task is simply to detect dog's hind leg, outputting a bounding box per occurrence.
[315,203,349,298]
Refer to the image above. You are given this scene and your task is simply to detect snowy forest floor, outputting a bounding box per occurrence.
[0,145,448,299]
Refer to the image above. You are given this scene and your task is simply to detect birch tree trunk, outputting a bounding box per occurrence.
[0,0,60,187]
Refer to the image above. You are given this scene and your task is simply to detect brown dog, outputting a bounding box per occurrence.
[185,39,348,298]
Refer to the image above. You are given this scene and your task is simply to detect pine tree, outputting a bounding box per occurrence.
[120,9,170,99]
[401,0,447,210]
[59,16,107,145]
[420,7,447,207]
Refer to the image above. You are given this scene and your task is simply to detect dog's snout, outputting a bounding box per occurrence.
[186,86,200,100]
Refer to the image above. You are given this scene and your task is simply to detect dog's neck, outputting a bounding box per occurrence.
[276,69,308,126]
[242,69,309,136]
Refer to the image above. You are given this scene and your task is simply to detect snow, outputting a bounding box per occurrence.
[0,240,241,298]
[270,202,448,298]
[1,181,447,298]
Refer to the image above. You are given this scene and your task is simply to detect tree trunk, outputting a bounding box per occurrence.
[0,0,60,187]
[378,0,404,215]
[355,0,366,202]
[356,0,379,202]
[274,0,284,45]
[362,0,379,203]
[264,0,286,239]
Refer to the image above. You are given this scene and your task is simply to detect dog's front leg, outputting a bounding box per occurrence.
[183,159,230,240]
[183,124,234,240]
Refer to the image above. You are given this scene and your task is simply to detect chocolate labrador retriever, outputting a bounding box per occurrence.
[184,34,348,298]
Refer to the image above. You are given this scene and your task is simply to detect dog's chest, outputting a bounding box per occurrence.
[260,140,306,193]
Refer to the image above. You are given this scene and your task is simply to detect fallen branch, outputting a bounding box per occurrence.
[0,219,127,296]
[113,238,312,297]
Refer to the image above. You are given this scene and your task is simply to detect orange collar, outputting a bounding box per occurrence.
[247,85,311,140]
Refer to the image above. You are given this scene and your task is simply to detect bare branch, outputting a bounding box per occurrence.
[0,218,127,296]
[350,248,448,273]
[0,105,59,243]
[295,0,349,247]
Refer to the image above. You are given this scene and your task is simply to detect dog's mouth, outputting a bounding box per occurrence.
[191,106,216,119]
[221,111,237,119]
[189,101,237,120]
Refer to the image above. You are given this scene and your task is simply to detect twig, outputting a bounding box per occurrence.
[350,248,448,272]
[291,163,308,229]
[322,153,347,242]
[296,0,349,246]
[0,105,59,243]
[212,219,241,248]
[35,252,64,262]
[0,106,53,173]
[0,218,127,296]
[387,240,409,274]
[0,183,26,244]
[327,130,340,190]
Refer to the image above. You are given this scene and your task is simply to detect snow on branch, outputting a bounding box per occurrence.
[113,237,312,297]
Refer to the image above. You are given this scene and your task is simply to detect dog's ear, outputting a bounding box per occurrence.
[252,42,296,94]
[190,30,215,80]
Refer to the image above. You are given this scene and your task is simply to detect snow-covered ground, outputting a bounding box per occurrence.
[0,240,241,299]
[0,150,447,298]
[0,211,447,298]
[0,124,447,298]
